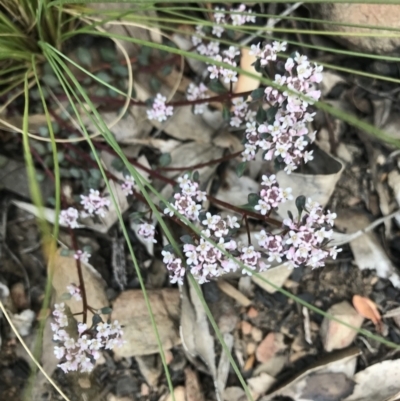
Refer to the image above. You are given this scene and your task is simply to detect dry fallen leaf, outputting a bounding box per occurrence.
[276,146,344,219]
[52,248,108,322]
[352,295,382,327]
[334,210,400,288]
[320,301,364,352]
[234,48,261,94]
[111,289,181,358]
[261,348,360,401]
[344,359,400,401]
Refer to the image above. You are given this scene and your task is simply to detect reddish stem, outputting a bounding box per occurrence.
[69,228,88,324]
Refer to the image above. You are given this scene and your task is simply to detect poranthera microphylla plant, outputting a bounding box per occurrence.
[49,4,342,374]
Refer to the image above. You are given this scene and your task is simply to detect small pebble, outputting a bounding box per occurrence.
[241,321,253,335]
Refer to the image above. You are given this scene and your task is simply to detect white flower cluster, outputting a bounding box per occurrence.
[60,190,110,228]
[52,302,123,373]
[161,213,269,284]
[80,189,111,218]
[59,176,136,229]
[66,283,82,301]
[207,45,241,84]
[254,174,293,215]
[147,93,174,122]
[230,97,256,128]
[192,4,255,56]
[256,198,340,269]
[243,42,323,173]
[137,222,157,243]
[121,175,135,196]
[74,250,91,264]
[164,174,207,221]
[186,83,209,114]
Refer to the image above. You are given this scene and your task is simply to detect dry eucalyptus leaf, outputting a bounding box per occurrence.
[112,289,181,357]
[217,333,234,396]
[215,168,259,208]
[234,48,261,94]
[83,108,152,143]
[261,348,360,401]
[180,279,231,401]
[12,201,72,228]
[52,248,108,322]
[352,295,381,326]
[251,264,293,294]
[154,106,219,143]
[334,209,400,288]
[320,301,364,352]
[166,142,224,184]
[344,359,400,401]
[276,146,344,219]
[172,34,207,75]
[180,280,217,376]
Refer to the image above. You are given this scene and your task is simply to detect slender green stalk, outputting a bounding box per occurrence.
[42,45,177,401]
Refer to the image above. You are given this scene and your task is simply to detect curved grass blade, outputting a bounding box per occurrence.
[42,46,177,401]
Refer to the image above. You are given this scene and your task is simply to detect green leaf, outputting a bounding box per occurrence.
[248,193,260,207]
[100,307,112,315]
[60,292,72,300]
[76,47,92,67]
[253,58,262,73]
[159,153,171,167]
[112,64,129,77]
[42,74,59,88]
[92,314,102,325]
[295,195,306,216]
[38,126,49,137]
[69,167,81,178]
[163,244,175,253]
[95,71,112,84]
[236,162,246,177]
[251,87,264,100]
[161,65,173,76]
[256,106,267,124]
[36,172,45,182]
[60,248,71,257]
[100,47,116,62]
[111,157,125,172]
[207,79,228,94]
[150,77,161,92]
[222,105,231,122]
[266,106,279,124]
[192,171,200,183]
[180,235,193,244]
[89,168,102,179]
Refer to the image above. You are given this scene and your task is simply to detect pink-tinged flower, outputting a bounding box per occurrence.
[254,199,270,215]
[67,283,82,301]
[96,322,110,338]
[227,215,240,229]
[54,346,65,359]
[147,94,174,122]
[59,208,79,228]
[121,175,135,196]
[303,150,314,163]
[74,250,91,264]
[137,223,157,243]
[187,83,209,114]
[285,58,295,72]
[80,189,110,218]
